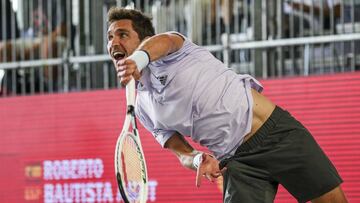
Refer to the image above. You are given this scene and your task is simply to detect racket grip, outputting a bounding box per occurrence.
[126,78,136,106]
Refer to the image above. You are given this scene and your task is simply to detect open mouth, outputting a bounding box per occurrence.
[112,51,126,60]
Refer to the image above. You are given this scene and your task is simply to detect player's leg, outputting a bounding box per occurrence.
[220,106,346,202]
[266,107,345,202]
[222,160,278,203]
[311,186,347,203]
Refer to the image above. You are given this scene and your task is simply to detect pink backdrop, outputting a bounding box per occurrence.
[1,72,359,202]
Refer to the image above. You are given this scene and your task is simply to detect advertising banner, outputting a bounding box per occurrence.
[1,72,359,202]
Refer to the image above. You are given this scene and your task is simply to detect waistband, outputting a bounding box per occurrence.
[219,105,285,169]
[235,105,284,153]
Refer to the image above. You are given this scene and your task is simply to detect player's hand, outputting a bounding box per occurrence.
[115,58,141,86]
[195,153,226,187]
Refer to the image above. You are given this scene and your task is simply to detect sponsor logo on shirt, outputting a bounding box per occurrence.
[156,75,167,86]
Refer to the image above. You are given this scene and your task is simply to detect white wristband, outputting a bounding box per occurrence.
[193,153,203,169]
[127,50,150,72]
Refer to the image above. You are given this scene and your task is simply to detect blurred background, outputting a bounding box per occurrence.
[0,0,359,202]
[1,0,359,96]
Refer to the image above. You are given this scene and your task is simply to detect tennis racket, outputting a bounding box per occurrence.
[115,79,148,203]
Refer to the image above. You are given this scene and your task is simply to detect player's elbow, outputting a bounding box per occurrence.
[158,33,184,55]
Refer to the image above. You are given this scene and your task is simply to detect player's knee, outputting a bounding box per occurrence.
[311,186,347,203]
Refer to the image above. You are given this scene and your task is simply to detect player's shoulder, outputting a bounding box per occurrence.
[164,31,185,40]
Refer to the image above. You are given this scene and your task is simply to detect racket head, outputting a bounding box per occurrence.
[115,78,147,202]
[115,128,148,203]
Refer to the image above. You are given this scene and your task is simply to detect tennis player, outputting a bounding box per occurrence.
[106,7,348,203]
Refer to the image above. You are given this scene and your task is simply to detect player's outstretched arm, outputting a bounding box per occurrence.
[164,132,200,171]
[164,132,225,187]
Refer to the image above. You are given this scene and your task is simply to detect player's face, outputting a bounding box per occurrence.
[107,19,141,62]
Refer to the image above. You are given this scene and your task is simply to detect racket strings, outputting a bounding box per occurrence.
[121,134,145,201]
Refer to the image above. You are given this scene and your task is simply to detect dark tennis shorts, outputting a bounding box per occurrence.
[219,106,343,203]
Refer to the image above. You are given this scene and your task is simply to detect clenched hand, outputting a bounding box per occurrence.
[196,153,227,187]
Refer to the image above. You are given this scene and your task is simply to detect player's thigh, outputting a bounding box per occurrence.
[271,127,343,203]
[223,160,278,203]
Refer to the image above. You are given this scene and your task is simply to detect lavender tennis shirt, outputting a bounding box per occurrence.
[136,32,263,160]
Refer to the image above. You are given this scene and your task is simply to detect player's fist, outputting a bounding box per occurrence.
[115,58,141,86]
[195,153,226,187]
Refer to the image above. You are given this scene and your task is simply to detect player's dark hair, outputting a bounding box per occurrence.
[107,7,155,41]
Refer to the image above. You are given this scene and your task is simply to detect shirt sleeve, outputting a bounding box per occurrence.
[239,74,264,93]
[135,97,175,147]
[249,76,263,93]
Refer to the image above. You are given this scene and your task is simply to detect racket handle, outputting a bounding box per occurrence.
[126,78,136,107]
